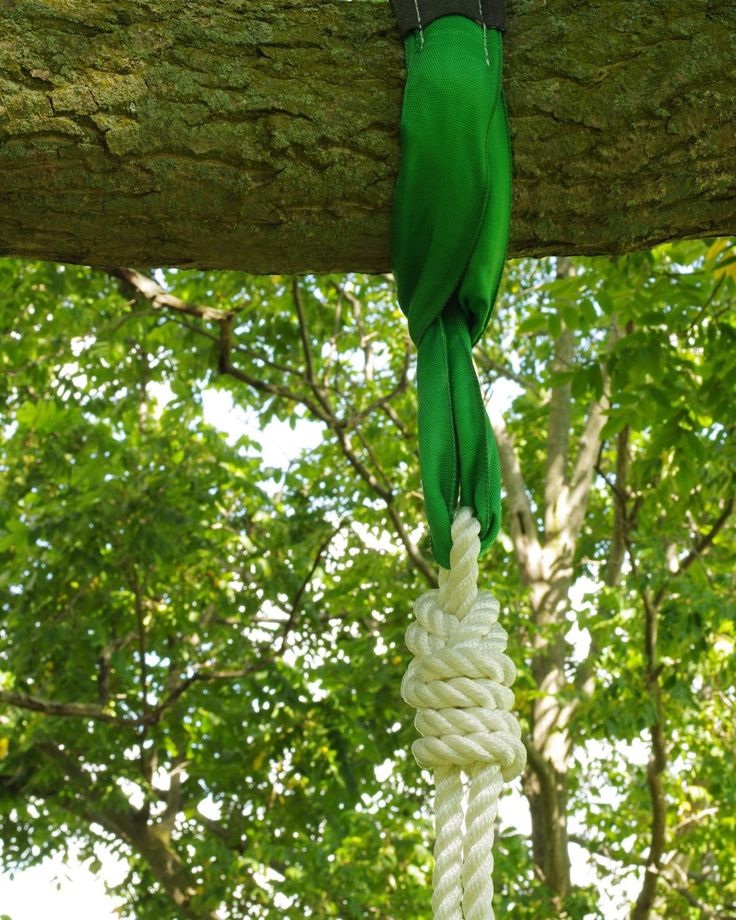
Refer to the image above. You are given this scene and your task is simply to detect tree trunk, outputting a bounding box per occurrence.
[1,0,734,272]
[488,256,628,904]
[523,563,575,903]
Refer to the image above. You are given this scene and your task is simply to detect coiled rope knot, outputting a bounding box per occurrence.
[400,588,525,780]
[401,507,526,920]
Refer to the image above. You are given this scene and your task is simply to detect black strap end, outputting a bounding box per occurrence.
[389,0,507,39]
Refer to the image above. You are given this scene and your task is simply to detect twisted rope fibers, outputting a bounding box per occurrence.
[401,508,526,918]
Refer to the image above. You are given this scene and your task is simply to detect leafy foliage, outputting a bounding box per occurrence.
[0,241,734,918]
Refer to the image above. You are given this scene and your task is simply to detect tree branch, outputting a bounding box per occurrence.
[628,539,668,920]
[110,268,242,323]
[2,1,734,269]
[277,521,345,655]
[475,347,541,396]
[564,318,623,545]
[0,689,132,725]
[605,424,632,587]
[574,423,631,696]
[653,495,736,608]
[97,630,137,708]
[489,406,542,585]
[543,259,575,541]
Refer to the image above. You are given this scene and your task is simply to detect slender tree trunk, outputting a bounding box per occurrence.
[630,591,668,920]
[1,1,734,270]
[488,257,628,903]
[525,583,575,901]
[493,433,578,903]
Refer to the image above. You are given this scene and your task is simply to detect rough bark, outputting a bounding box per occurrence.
[1,0,734,272]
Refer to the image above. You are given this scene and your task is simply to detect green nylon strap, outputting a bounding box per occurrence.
[390,15,511,570]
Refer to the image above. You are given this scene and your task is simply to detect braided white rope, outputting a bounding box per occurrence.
[401,507,526,919]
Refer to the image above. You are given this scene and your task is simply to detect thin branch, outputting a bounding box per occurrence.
[354,427,394,494]
[109,267,242,323]
[97,631,137,708]
[381,401,413,444]
[111,268,435,585]
[335,279,376,381]
[277,521,345,655]
[684,273,726,335]
[653,495,735,607]
[345,335,412,427]
[629,536,668,920]
[475,347,541,396]
[659,876,723,920]
[605,424,631,586]
[385,501,438,587]
[293,277,316,384]
[570,832,720,904]
[565,391,609,539]
[322,286,344,388]
[564,317,623,543]
[544,327,574,540]
[218,314,334,426]
[0,655,276,729]
[299,289,431,579]
[0,689,133,725]
[575,423,631,696]
[132,570,149,717]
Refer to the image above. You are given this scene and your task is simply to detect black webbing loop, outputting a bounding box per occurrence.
[390,0,507,39]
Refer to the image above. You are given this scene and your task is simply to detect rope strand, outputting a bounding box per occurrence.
[402,508,526,918]
[432,766,464,920]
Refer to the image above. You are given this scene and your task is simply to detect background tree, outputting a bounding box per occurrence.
[1,239,735,918]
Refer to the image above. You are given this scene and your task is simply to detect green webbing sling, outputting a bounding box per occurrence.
[390,15,511,570]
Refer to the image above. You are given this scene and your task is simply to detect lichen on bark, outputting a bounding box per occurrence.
[0,0,734,271]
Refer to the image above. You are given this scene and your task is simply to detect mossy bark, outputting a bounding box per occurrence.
[0,0,734,271]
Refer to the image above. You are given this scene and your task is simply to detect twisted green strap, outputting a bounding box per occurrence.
[390,15,511,570]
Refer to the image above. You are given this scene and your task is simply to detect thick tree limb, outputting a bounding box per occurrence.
[489,294,626,901]
[1,1,734,270]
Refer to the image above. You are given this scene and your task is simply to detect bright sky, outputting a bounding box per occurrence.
[0,848,126,920]
[1,376,645,918]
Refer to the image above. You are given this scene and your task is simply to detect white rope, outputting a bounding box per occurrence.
[401,507,526,919]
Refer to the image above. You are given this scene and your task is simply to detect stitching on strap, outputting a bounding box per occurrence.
[412,0,425,48]
[477,0,490,66]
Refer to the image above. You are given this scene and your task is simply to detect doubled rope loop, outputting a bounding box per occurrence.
[402,507,525,919]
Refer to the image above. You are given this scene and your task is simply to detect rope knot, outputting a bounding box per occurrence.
[401,587,525,781]
[401,509,526,918]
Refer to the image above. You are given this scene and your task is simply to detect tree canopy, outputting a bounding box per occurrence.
[1,240,735,918]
